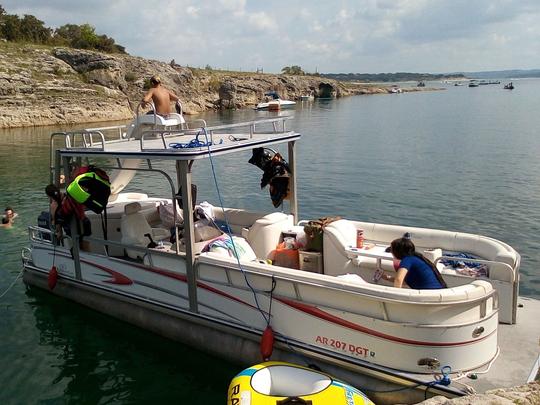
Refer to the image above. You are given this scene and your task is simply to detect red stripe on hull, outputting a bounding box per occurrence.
[276,297,493,347]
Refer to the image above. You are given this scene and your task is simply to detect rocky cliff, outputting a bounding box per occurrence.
[0,42,425,128]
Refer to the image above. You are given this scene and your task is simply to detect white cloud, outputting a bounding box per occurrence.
[246,12,276,33]
[186,6,199,17]
[1,0,540,73]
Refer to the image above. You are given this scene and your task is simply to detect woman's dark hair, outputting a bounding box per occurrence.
[45,184,62,204]
[2,217,9,224]
[390,234,448,288]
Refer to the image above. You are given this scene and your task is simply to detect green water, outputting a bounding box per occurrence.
[1,81,540,403]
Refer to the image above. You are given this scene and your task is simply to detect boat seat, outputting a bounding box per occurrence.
[120,202,170,259]
[86,200,161,256]
[211,208,268,235]
[135,113,186,127]
[243,212,294,259]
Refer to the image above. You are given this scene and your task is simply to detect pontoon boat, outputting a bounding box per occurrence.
[22,111,539,404]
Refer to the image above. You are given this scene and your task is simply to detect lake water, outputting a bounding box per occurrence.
[1,79,539,403]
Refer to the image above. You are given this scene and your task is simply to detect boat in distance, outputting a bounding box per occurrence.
[255,91,296,110]
[22,108,540,404]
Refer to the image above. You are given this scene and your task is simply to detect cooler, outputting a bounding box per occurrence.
[299,250,323,273]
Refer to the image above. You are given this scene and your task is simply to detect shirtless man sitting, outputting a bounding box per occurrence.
[140,75,180,116]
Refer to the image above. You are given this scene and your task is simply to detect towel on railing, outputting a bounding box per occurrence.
[440,252,489,277]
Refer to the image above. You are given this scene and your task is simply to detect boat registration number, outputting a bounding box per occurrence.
[315,335,375,358]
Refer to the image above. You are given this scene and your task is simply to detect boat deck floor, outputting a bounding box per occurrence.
[453,296,539,393]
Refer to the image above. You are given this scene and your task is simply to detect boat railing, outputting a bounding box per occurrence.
[50,130,107,151]
[85,125,128,142]
[82,236,184,263]
[28,225,73,247]
[197,256,499,324]
[28,225,182,266]
[137,117,294,151]
[51,117,293,155]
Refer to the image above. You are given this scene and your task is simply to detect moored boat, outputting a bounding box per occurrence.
[299,94,314,101]
[21,111,540,404]
[256,91,296,110]
[504,82,514,90]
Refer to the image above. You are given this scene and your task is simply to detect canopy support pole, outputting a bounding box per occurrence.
[177,160,198,313]
[288,140,298,224]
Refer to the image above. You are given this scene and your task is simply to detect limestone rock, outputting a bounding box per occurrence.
[414,381,540,405]
[0,42,430,128]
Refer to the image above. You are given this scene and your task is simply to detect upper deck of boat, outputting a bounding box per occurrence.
[51,117,300,161]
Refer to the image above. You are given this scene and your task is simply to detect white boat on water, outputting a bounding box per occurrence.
[255,91,296,110]
[22,112,539,404]
[299,92,315,101]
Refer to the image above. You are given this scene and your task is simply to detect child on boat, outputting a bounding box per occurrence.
[384,233,447,289]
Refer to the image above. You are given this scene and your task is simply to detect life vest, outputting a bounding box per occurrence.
[67,166,111,214]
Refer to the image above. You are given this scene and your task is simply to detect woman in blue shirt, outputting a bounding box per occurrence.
[383,234,447,289]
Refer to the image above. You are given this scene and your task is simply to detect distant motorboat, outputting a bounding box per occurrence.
[468,81,479,88]
[417,81,425,87]
[504,82,514,90]
[454,82,464,86]
[299,94,314,101]
[388,85,403,94]
[256,91,296,110]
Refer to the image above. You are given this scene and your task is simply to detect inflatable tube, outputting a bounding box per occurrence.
[227,361,374,405]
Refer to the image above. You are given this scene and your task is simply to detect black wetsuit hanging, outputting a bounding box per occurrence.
[249,148,291,208]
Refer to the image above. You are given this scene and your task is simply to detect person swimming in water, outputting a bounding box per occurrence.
[1,207,17,228]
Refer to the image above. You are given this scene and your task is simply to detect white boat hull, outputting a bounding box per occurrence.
[255,99,296,110]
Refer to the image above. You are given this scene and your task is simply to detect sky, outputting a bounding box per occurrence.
[3,0,540,74]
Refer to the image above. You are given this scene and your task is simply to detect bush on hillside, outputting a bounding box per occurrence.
[0,4,126,54]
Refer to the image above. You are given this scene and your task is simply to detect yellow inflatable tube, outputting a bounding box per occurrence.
[227,361,374,405]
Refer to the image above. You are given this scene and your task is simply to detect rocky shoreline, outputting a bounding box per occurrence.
[0,43,436,129]
[414,381,539,405]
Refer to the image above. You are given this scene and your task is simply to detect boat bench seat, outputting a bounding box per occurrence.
[211,209,294,260]
[323,219,518,283]
[211,208,269,235]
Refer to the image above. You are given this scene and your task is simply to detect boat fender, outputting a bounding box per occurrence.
[260,325,274,361]
[48,265,58,290]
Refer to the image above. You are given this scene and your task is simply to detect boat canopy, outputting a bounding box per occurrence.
[50,117,298,162]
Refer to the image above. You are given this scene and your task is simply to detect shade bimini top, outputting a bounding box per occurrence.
[52,117,300,161]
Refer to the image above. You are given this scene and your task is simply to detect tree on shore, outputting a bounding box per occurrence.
[0,4,126,53]
[54,23,125,53]
[281,66,305,75]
